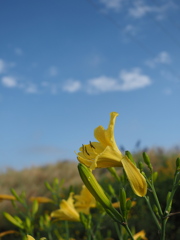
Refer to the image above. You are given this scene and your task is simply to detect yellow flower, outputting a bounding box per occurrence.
[74,185,96,214]
[133,230,148,240]
[27,235,46,240]
[0,230,19,237]
[51,193,80,222]
[29,196,53,203]
[77,112,147,197]
[0,194,16,202]
[112,198,136,208]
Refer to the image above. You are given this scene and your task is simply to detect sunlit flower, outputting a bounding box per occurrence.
[27,235,46,240]
[74,185,96,214]
[29,196,53,203]
[77,112,147,197]
[0,194,16,202]
[133,230,148,240]
[51,193,80,222]
[112,199,136,208]
[0,230,19,237]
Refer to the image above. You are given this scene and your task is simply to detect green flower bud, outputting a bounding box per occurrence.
[126,199,132,211]
[153,205,159,217]
[32,199,39,215]
[125,151,136,166]
[3,213,24,229]
[166,191,172,213]
[44,181,52,191]
[25,217,31,229]
[152,172,158,182]
[143,152,153,171]
[138,161,143,173]
[108,167,120,181]
[10,189,23,203]
[78,163,123,222]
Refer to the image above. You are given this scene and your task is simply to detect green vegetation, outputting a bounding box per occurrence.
[0,148,180,240]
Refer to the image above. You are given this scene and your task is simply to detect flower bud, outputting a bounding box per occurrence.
[143,152,152,171]
[3,213,24,229]
[125,151,136,165]
[78,163,123,222]
[152,172,158,182]
[166,191,172,213]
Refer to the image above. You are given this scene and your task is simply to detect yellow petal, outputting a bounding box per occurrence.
[121,156,147,197]
[29,197,53,203]
[0,194,16,201]
[51,193,80,222]
[94,112,119,150]
[133,230,148,240]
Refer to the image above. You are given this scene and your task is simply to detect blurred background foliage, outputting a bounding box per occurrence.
[0,147,180,240]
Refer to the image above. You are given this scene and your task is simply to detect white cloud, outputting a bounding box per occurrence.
[62,79,81,93]
[145,51,171,68]
[119,68,151,90]
[25,83,38,94]
[0,59,6,73]
[163,88,172,95]
[14,48,23,56]
[123,24,138,36]
[49,66,58,77]
[100,0,123,11]
[87,68,151,93]
[1,76,17,87]
[129,0,176,19]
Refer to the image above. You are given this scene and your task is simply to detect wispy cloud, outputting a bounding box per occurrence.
[25,83,38,94]
[23,145,63,155]
[86,68,151,94]
[62,79,82,93]
[129,0,177,19]
[145,51,171,68]
[14,47,23,56]
[1,76,17,87]
[163,88,172,95]
[48,66,58,77]
[123,24,138,36]
[99,0,123,11]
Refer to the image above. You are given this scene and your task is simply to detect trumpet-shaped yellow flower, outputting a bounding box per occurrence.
[74,185,96,214]
[51,193,80,222]
[29,196,53,203]
[133,230,148,240]
[77,112,147,197]
[0,194,16,202]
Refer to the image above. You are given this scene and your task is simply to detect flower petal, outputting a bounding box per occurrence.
[121,156,147,197]
[94,112,119,150]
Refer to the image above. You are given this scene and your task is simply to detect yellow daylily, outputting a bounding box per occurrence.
[74,185,96,214]
[133,230,148,240]
[29,196,53,203]
[112,198,136,208]
[27,235,46,240]
[51,193,80,222]
[77,112,147,197]
[0,194,16,202]
[0,230,19,237]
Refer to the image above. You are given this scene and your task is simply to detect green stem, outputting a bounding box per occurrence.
[144,196,161,231]
[146,178,163,216]
[123,224,134,240]
[161,217,168,240]
[114,222,123,240]
[65,221,69,240]
[160,171,179,240]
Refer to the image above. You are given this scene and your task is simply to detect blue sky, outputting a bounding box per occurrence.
[0,0,180,170]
